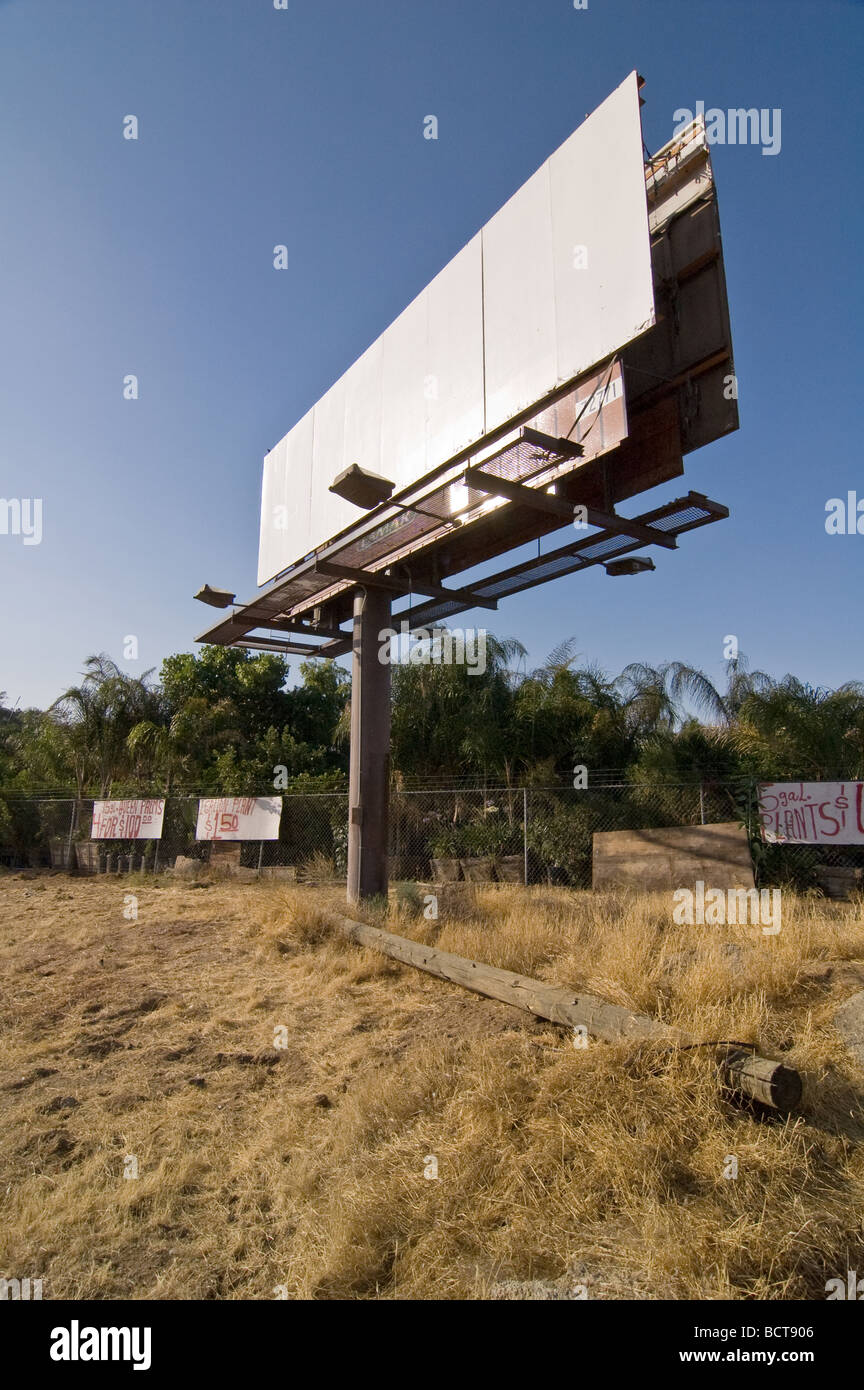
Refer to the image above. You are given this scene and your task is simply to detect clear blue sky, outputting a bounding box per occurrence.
[1,0,862,711]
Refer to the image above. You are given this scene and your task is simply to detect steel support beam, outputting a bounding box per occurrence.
[265,617,349,642]
[464,467,678,549]
[316,560,405,594]
[518,426,584,457]
[235,638,323,656]
[347,586,391,903]
[316,559,498,609]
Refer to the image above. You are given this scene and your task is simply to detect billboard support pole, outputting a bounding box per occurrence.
[347,587,391,903]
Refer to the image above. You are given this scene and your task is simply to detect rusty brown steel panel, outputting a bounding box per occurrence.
[624,148,738,453]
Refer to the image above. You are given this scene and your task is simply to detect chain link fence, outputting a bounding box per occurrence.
[3,782,863,892]
[0,793,349,881]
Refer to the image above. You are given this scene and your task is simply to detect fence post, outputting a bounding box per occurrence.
[748,778,759,888]
[65,800,76,873]
[257,838,264,879]
[522,787,528,886]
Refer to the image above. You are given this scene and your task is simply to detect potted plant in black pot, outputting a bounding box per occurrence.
[458,819,497,883]
[428,823,464,883]
[488,819,525,883]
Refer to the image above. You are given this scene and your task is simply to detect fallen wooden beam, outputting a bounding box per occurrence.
[330,913,802,1112]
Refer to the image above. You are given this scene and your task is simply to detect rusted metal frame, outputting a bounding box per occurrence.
[401,493,728,628]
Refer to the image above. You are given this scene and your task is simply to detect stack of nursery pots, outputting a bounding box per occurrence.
[427,809,524,885]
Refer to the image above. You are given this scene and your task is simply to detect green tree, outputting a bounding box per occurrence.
[516,640,638,776]
[389,633,526,782]
[160,646,292,743]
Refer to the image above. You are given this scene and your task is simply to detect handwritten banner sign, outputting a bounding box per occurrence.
[195,796,282,842]
[758,783,864,844]
[91,799,165,840]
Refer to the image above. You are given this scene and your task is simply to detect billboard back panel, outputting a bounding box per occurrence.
[257,71,654,586]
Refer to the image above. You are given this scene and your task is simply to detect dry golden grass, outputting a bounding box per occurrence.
[2,869,864,1300]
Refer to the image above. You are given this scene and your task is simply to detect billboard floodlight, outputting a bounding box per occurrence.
[603,556,655,577]
[194,584,236,608]
[329,464,395,510]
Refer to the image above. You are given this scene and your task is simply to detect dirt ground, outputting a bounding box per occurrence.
[2,870,864,1300]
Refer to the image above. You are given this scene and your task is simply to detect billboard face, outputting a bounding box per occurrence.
[91,800,165,839]
[196,796,282,841]
[258,71,654,586]
[758,783,864,844]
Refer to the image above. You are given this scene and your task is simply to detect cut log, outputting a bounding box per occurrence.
[330,913,802,1112]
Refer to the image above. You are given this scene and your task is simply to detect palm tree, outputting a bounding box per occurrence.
[615,661,678,736]
[516,640,637,776]
[127,693,245,793]
[389,630,526,782]
[618,654,773,729]
[733,677,864,779]
[50,654,159,797]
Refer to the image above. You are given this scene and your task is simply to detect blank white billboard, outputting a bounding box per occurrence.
[258,71,654,586]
